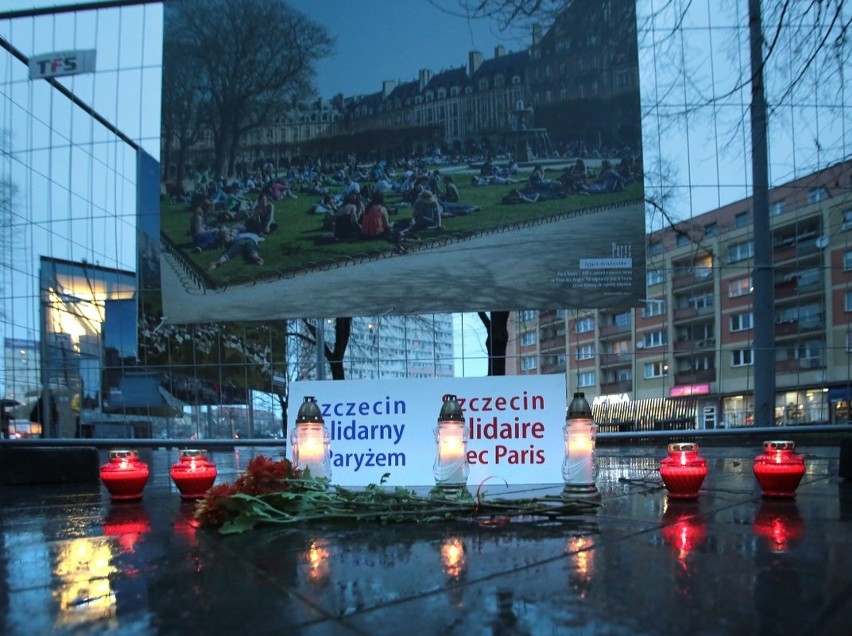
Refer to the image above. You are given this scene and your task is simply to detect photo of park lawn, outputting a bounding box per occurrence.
[160,166,642,289]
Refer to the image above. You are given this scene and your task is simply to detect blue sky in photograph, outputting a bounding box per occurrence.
[285,0,528,100]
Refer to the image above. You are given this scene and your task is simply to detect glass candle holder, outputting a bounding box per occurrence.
[290,396,331,480]
[562,392,599,498]
[170,449,218,499]
[753,440,805,498]
[99,449,150,501]
[433,394,469,490]
[659,442,708,500]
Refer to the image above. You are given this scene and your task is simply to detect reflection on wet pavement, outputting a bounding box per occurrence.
[0,445,850,635]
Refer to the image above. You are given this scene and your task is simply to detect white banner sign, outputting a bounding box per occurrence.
[29,50,97,80]
[289,376,568,486]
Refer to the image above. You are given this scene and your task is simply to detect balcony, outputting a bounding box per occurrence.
[600,380,633,394]
[540,362,567,375]
[674,369,716,385]
[674,339,695,352]
[600,352,632,367]
[539,336,565,352]
[671,270,713,290]
[775,358,824,374]
[673,307,698,321]
[673,337,715,352]
[599,323,631,338]
[774,318,825,337]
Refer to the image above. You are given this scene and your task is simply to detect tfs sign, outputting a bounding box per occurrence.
[29,50,97,80]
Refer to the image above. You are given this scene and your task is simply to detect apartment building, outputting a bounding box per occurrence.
[509,159,852,428]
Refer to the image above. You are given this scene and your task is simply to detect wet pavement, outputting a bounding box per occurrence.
[1,444,850,635]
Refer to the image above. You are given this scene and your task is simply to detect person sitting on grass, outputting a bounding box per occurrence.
[189,201,226,251]
[245,194,276,235]
[399,190,443,238]
[583,160,627,193]
[360,191,391,239]
[440,175,480,216]
[208,232,264,270]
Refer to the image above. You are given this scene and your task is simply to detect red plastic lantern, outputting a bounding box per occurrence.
[170,449,218,499]
[753,440,805,498]
[659,442,708,500]
[99,449,150,501]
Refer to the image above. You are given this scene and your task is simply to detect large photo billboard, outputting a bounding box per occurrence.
[159,0,644,322]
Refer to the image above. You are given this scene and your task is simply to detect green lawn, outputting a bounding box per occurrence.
[160,169,642,288]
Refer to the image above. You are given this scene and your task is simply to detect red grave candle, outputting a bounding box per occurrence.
[99,449,150,501]
[753,440,805,498]
[170,449,218,499]
[659,442,708,500]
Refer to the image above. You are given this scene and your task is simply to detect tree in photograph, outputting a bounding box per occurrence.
[163,0,333,178]
[161,37,207,185]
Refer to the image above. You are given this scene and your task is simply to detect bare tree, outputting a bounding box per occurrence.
[0,130,14,317]
[163,0,333,178]
[478,311,510,375]
[299,317,352,381]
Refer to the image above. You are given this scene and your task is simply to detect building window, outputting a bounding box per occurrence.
[847,333,852,352]
[735,211,749,228]
[704,222,718,237]
[649,241,662,255]
[808,187,828,203]
[846,291,852,312]
[770,200,786,216]
[521,356,537,371]
[576,317,594,333]
[689,293,714,310]
[643,330,667,348]
[644,361,668,378]
[520,310,536,321]
[643,299,665,318]
[844,210,852,231]
[577,344,595,361]
[728,240,754,263]
[520,331,536,346]
[577,371,596,387]
[676,233,690,247]
[647,268,665,286]
[728,276,753,297]
[614,312,631,328]
[730,312,754,332]
[731,349,753,367]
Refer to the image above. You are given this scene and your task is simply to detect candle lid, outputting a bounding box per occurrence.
[567,392,592,419]
[296,396,324,423]
[179,449,207,459]
[764,440,796,452]
[438,394,464,422]
[109,449,139,461]
[668,442,698,453]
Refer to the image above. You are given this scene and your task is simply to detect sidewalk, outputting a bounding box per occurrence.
[0,445,849,635]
